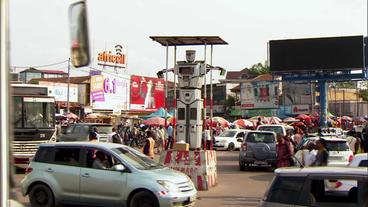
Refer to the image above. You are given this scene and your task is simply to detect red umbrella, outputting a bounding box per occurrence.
[290,121,307,128]
[233,119,253,128]
[341,116,353,121]
[206,116,230,127]
[143,117,165,126]
[64,112,79,120]
[296,114,310,120]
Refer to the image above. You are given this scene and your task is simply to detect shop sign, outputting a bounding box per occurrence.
[97,44,126,68]
[130,75,165,111]
[240,81,280,109]
[291,104,310,114]
[244,109,277,117]
[90,73,130,111]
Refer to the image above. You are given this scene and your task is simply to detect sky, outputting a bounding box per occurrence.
[9,0,367,80]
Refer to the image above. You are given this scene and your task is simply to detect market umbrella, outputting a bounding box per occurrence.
[340,116,353,121]
[283,117,299,123]
[206,116,230,127]
[290,121,307,128]
[233,119,253,128]
[85,113,104,119]
[296,114,310,120]
[143,117,165,126]
[64,112,79,120]
[268,116,282,124]
[167,117,176,126]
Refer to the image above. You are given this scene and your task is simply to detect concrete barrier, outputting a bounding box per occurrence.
[159,150,217,191]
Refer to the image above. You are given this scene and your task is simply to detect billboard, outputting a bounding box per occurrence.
[39,81,78,102]
[241,81,280,109]
[269,35,364,72]
[283,83,312,105]
[130,75,165,111]
[90,73,130,111]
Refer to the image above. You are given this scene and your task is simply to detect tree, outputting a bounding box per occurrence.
[248,61,269,75]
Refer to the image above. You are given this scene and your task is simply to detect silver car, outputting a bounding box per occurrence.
[21,142,197,207]
[239,131,277,170]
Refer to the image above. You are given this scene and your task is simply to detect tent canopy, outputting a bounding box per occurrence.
[141,108,172,119]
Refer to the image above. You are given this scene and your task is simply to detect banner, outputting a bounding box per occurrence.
[130,75,165,111]
[90,73,130,111]
[240,81,280,109]
[39,81,78,102]
[291,104,310,115]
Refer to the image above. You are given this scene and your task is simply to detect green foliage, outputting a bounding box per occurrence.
[336,82,356,89]
[360,89,368,101]
[249,61,269,75]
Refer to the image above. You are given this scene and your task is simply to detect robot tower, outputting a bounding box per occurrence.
[174,50,207,149]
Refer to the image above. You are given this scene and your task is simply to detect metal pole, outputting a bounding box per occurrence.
[0,0,10,204]
[210,45,214,150]
[203,43,207,150]
[173,46,177,142]
[319,80,328,127]
[165,44,168,128]
[356,81,359,117]
[67,58,71,113]
[334,84,337,116]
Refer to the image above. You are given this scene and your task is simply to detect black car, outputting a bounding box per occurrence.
[59,123,112,142]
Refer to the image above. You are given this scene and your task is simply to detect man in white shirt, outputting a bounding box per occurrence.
[107,127,122,143]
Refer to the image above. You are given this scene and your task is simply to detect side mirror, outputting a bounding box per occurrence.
[113,164,126,172]
[69,1,90,67]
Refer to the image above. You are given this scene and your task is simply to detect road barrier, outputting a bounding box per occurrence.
[159,150,217,191]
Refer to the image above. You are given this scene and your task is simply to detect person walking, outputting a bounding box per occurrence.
[92,127,100,142]
[165,123,174,150]
[156,125,165,153]
[276,134,292,168]
[108,127,122,144]
[143,131,155,159]
[312,139,329,166]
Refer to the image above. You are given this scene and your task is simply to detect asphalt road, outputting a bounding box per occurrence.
[13,151,274,207]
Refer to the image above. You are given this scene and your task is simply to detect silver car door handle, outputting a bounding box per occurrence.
[81,173,90,178]
[46,168,53,173]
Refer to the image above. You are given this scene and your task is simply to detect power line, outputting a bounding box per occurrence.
[12,60,69,69]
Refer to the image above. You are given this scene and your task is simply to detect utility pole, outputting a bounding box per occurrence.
[67,58,71,113]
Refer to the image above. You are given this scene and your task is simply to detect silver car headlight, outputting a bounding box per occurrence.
[157,180,180,193]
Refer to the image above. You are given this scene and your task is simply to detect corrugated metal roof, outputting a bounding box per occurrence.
[150,36,228,46]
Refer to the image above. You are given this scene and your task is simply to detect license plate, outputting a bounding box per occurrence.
[254,161,267,165]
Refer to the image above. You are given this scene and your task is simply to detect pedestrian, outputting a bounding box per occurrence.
[89,131,98,142]
[130,124,139,147]
[143,131,155,159]
[93,127,100,142]
[276,134,292,168]
[156,125,165,153]
[205,126,211,150]
[165,123,174,150]
[55,121,62,141]
[312,139,329,166]
[108,127,122,144]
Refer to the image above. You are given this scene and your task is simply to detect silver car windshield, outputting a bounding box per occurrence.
[112,147,163,170]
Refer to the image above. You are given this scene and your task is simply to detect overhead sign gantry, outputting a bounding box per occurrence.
[268,35,368,126]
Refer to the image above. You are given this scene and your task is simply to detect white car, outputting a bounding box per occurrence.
[214,129,249,151]
[325,153,367,193]
[298,136,354,166]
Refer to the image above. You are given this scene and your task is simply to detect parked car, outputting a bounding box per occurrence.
[325,153,368,193]
[296,136,354,167]
[239,131,277,170]
[256,124,294,137]
[349,153,368,167]
[59,123,113,142]
[260,167,368,207]
[214,129,249,151]
[21,142,197,207]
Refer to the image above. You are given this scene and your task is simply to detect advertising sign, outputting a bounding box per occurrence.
[90,73,130,111]
[130,75,165,111]
[39,81,78,102]
[240,81,280,109]
[97,44,126,68]
[244,109,278,117]
[283,83,312,105]
[291,104,310,115]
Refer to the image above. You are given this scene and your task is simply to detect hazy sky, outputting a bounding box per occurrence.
[10,0,367,80]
